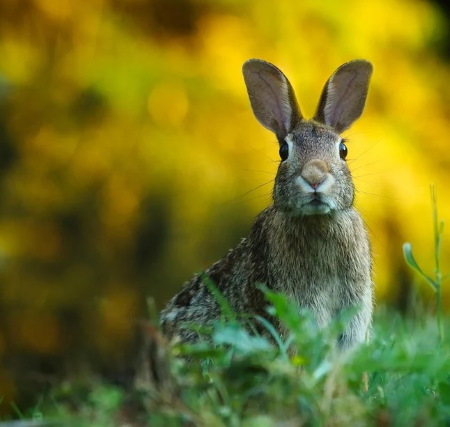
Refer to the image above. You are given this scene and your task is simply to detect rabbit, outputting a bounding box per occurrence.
[160,59,373,350]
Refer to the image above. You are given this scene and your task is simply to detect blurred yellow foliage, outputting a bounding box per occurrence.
[0,0,449,406]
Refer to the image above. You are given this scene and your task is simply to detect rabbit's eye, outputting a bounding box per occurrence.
[339,141,348,160]
[279,142,289,161]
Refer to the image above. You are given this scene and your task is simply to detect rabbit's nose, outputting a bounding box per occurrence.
[300,159,329,189]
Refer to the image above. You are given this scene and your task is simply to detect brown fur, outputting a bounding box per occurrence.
[160,59,374,350]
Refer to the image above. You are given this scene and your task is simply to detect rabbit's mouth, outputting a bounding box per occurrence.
[309,197,324,206]
[299,195,334,215]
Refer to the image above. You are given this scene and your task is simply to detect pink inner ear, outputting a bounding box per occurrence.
[243,59,303,136]
[259,70,293,132]
[257,71,285,124]
[326,70,359,128]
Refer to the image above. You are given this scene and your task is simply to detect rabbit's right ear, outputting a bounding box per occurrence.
[314,60,373,133]
[243,59,302,139]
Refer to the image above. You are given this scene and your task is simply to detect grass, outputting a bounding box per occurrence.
[23,303,449,426]
[4,191,450,426]
[404,185,450,342]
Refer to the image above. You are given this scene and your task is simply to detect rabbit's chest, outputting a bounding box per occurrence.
[270,233,354,323]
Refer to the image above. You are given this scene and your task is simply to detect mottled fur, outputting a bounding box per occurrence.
[160,59,374,350]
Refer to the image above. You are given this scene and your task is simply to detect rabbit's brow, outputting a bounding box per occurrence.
[276,134,347,145]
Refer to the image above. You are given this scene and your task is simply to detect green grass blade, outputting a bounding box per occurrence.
[255,314,290,360]
[201,273,237,322]
[403,243,437,290]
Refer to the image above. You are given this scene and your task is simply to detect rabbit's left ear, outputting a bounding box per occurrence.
[314,60,372,133]
[243,59,303,139]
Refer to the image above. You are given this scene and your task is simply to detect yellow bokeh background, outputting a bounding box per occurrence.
[0,0,449,407]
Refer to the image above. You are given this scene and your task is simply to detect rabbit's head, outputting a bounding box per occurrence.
[243,59,372,216]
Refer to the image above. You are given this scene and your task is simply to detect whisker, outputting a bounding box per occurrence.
[353,203,380,243]
[343,130,364,138]
[360,216,378,242]
[264,155,279,164]
[350,159,385,172]
[356,189,397,200]
[240,169,276,176]
[346,142,380,166]
[221,179,275,205]
[240,191,273,204]
[353,170,392,179]
[344,130,379,140]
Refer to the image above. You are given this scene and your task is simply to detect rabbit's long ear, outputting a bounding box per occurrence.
[314,60,372,133]
[243,59,302,139]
